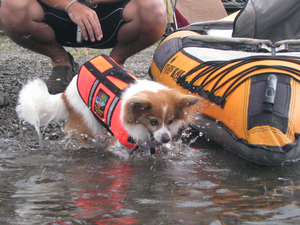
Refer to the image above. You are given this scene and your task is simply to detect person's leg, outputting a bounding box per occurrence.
[1,0,167,66]
[0,0,166,93]
[110,0,167,65]
[0,0,70,67]
[0,0,79,94]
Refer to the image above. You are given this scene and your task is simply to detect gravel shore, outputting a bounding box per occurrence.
[0,34,157,139]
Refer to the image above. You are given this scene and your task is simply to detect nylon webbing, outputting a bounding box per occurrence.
[176,56,300,107]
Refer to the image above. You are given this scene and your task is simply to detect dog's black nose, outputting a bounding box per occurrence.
[161,134,171,143]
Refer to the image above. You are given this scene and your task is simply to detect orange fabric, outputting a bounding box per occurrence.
[110,102,136,148]
[90,56,113,73]
[78,55,137,148]
[150,32,300,147]
[77,66,97,105]
[107,76,131,90]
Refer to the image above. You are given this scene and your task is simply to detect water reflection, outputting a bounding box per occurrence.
[70,162,137,224]
[0,137,300,224]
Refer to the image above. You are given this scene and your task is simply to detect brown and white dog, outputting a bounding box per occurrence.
[16,55,199,152]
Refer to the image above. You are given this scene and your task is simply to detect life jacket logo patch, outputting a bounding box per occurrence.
[94,89,110,118]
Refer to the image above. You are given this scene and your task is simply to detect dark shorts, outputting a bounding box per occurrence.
[37,0,130,48]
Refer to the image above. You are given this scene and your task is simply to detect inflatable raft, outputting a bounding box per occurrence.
[149,7,300,165]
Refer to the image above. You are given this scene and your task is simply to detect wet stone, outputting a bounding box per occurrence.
[0,91,9,108]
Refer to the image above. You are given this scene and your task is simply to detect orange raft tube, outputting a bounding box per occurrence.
[150,29,300,165]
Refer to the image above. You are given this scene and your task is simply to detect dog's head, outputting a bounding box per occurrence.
[122,89,200,144]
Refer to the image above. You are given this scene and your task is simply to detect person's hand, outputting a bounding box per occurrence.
[66,1,102,42]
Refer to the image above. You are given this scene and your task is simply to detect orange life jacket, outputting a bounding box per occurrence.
[77,54,138,148]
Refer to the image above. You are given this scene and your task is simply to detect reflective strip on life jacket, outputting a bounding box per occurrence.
[77,54,138,148]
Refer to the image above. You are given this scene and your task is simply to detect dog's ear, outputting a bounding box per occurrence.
[127,98,152,113]
[176,95,200,109]
[123,93,154,123]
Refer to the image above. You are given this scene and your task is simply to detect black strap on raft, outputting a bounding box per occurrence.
[178,21,234,34]
[247,73,291,133]
[176,56,300,108]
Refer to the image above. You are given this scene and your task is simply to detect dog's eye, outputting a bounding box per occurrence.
[149,119,158,126]
[168,119,173,125]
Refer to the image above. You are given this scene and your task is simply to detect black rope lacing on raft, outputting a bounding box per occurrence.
[176,56,300,108]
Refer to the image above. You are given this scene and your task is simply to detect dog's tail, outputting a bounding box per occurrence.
[16,79,69,139]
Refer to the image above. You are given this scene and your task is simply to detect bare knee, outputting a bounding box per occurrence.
[124,0,167,39]
[139,0,167,28]
[142,0,167,37]
[1,1,29,27]
[0,0,43,32]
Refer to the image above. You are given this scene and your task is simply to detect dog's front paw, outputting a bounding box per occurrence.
[107,138,130,160]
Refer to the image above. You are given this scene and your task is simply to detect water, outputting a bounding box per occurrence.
[1,135,300,225]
